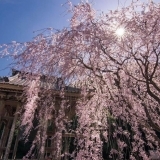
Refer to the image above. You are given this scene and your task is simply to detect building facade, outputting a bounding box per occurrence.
[0,71,79,160]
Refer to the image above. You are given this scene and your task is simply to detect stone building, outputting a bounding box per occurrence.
[0,70,79,160]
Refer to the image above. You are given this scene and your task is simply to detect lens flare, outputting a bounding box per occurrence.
[115,27,125,37]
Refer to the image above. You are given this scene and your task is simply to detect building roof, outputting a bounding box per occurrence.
[0,70,80,93]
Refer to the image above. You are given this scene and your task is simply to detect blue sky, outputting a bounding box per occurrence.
[0,0,160,76]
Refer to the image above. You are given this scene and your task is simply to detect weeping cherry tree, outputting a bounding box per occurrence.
[0,0,160,159]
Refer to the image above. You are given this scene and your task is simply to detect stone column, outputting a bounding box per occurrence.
[0,100,5,119]
[12,129,20,159]
[39,120,48,160]
[3,103,20,160]
[1,120,11,148]
[0,100,5,158]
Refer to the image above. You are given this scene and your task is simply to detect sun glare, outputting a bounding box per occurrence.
[115,27,125,37]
